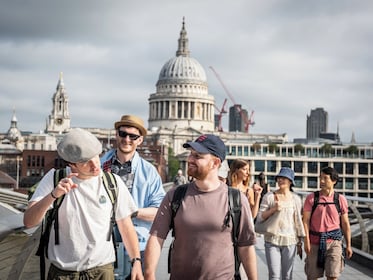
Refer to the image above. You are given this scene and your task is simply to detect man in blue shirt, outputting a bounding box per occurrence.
[101,115,165,279]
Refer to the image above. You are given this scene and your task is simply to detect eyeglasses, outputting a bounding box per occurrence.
[118,130,141,140]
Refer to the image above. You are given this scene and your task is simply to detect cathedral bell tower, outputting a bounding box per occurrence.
[46,72,71,133]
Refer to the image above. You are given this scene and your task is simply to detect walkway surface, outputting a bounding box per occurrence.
[155,234,373,280]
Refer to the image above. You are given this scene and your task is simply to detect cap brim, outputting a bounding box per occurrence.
[183,142,210,154]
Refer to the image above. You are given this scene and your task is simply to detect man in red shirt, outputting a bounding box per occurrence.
[302,166,353,280]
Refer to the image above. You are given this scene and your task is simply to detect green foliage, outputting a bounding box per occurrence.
[268,143,278,153]
[320,143,333,155]
[168,147,180,181]
[344,145,358,155]
[294,144,305,154]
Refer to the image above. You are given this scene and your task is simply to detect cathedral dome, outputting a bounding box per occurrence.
[156,19,207,87]
[148,19,214,132]
[158,56,206,83]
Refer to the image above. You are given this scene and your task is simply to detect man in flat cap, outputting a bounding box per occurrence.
[101,115,165,279]
[144,134,258,280]
[24,128,143,279]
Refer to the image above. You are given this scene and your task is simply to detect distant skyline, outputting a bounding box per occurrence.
[1,1,372,143]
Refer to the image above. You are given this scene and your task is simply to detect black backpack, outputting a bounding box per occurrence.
[168,184,242,280]
[35,169,118,279]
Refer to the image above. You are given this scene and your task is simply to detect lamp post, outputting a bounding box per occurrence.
[16,155,20,189]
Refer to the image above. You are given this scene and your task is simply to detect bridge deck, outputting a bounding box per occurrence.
[154,234,373,280]
[0,231,372,279]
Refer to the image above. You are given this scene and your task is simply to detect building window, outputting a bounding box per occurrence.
[237,146,242,156]
[281,161,291,168]
[358,178,368,190]
[320,162,329,170]
[255,160,265,172]
[244,146,249,156]
[345,163,353,174]
[308,176,318,189]
[294,161,303,173]
[358,163,368,175]
[308,162,318,173]
[334,162,343,174]
[267,161,276,172]
[231,146,236,156]
[345,178,353,189]
[294,176,302,188]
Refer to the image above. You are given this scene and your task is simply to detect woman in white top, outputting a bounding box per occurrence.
[256,167,305,280]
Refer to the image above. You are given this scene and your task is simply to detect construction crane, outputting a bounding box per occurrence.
[214,98,227,132]
[209,66,255,133]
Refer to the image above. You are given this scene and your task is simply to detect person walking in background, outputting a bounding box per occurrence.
[144,134,258,280]
[173,169,187,187]
[302,166,352,280]
[256,167,305,280]
[257,172,270,206]
[101,115,165,279]
[229,159,263,218]
[24,128,143,279]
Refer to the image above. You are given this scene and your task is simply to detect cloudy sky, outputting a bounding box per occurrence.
[1,0,372,143]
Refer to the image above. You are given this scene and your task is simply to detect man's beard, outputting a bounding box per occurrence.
[187,165,208,180]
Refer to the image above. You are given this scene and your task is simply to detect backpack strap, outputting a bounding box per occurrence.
[333,192,341,214]
[101,171,119,268]
[53,168,67,245]
[102,171,118,241]
[228,187,242,280]
[168,183,189,273]
[36,168,66,280]
[170,184,189,237]
[310,190,320,220]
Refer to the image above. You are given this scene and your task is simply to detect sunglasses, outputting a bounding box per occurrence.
[118,130,141,140]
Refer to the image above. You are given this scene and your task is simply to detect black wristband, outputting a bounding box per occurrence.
[131,211,138,219]
[50,191,57,199]
[131,257,141,267]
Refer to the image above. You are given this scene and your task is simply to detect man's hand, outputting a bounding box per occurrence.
[52,173,79,198]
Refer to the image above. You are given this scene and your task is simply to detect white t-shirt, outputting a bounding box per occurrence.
[30,167,137,271]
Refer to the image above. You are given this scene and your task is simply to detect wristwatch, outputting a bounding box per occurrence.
[131,257,142,267]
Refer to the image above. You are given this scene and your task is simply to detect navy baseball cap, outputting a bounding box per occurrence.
[183,134,226,161]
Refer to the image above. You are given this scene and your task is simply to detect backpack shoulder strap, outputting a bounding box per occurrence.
[102,171,118,241]
[228,187,242,280]
[310,190,320,219]
[333,192,341,214]
[168,183,189,274]
[170,184,189,237]
[36,168,66,280]
[52,168,66,244]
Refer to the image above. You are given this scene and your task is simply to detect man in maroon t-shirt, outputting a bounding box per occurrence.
[144,134,258,280]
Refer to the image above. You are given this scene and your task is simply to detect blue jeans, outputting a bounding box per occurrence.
[264,241,296,280]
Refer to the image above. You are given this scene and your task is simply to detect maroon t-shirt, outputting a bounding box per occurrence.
[150,182,256,280]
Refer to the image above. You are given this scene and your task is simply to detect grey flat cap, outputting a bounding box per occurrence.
[57,128,102,163]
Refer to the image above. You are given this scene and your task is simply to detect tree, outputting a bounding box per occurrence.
[294,144,305,155]
[268,143,278,153]
[320,143,333,156]
[344,145,358,157]
[167,147,180,181]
